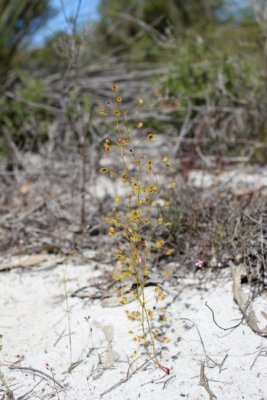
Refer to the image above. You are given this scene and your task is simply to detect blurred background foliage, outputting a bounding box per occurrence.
[0,0,267,164]
[0,0,54,85]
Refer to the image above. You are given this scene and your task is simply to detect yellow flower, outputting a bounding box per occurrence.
[146,160,153,170]
[122,271,132,279]
[121,172,128,184]
[162,336,171,343]
[127,312,136,321]
[119,296,128,305]
[159,292,166,300]
[155,240,165,248]
[113,108,121,117]
[109,227,115,236]
[132,181,141,191]
[131,311,140,319]
[170,181,176,188]
[165,248,174,256]
[148,184,158,193]
[165,200,170,209]
[128,209,142,223]
[100,167,108,173]
[112,83,119,92]
[114,197,121,203]
[130,234,141,243]
[137,122,143,128]
[99,108,107,116]
[113,273,123,281]
[164,269,173,278]
[138,98,144,105]
[115,250,125,260]
[104,143,111,152]
[117,137,129,147]
[146,132,154,140]
[117,96,122,102]
[143,268,149,277]
[147,310,154,319]
[162,156,169,164]
[157,217,163,224]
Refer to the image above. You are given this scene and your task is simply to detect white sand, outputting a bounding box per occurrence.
[0,258,266,400]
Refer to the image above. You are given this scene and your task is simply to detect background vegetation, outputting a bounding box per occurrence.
[0,0,266,165]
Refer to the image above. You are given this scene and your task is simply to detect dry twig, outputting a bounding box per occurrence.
[199,362,217,400]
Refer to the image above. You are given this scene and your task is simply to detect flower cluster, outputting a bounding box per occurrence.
[100,84,175,374]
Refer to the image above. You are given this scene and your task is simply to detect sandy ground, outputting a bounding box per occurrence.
[0,256,266,400]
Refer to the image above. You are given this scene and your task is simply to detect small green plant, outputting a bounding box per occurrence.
[100,84,176,374]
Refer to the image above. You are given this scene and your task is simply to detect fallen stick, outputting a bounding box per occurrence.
[9,366,63,389]
[199,362,217,400]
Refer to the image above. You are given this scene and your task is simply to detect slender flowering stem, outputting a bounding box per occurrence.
[100,84,174,373]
